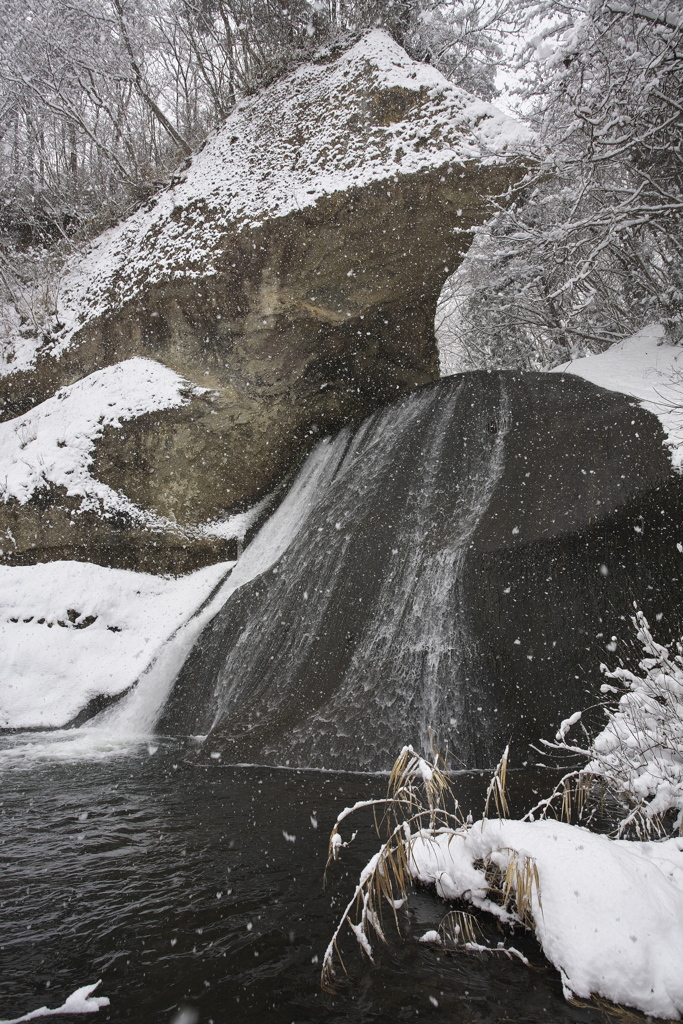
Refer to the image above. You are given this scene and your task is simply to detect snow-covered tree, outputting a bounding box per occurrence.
[0,0,515,255]
[440,0,683,370]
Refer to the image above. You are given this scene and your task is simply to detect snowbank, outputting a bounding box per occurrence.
[0,559,233,729]
[0,981,109,1022]
[410,817,683,1019]
[0,354,263,542]
[553,324,683,469]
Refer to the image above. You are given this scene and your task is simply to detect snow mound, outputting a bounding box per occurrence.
[2,30,534,375]
[0,981,109,1022]
[0,559,233,729]
[410,817,683,1019]
[553,324,683,469]
[0,357,204,527]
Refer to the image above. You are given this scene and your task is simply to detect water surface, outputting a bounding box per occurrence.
[0,737,608,1023]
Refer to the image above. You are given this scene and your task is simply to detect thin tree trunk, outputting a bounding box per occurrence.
[112,0,192,157]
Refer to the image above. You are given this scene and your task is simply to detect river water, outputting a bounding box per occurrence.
[0,736,608,1024]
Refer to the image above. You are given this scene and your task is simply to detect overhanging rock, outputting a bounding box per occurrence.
[0,29,535,573]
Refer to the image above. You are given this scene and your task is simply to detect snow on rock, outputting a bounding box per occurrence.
[552,324,683,469]
[0,558,233,729]
[38,29,534,356]
[0,32,534,573]
[0,357,203,525]
[409,817,683,1019]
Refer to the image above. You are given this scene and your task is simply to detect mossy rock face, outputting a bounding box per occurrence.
[0,33,534,573]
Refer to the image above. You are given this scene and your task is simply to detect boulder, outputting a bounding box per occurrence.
[156,373,683,770]
[0,30,534,573]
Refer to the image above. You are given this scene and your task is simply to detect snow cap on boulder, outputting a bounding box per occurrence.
[0,30,535,573]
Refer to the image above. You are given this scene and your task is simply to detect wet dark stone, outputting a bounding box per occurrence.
[157,371,683,770]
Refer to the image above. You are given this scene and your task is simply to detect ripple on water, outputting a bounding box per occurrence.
[0,742,608,1024]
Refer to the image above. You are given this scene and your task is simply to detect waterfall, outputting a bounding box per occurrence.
[93,430,352,736]
[158,374,512,768]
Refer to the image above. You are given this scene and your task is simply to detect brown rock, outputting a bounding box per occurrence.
[0,31,535,573]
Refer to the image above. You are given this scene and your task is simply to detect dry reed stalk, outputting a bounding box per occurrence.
[523,770,592,825]
[321,746,463,990]
[502,850,542,926]
[484,745,510,819]
[439,909,482,947]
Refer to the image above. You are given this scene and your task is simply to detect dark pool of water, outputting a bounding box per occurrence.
[0,738,608,1023]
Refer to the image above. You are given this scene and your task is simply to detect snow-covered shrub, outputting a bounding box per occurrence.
[551,611,683,836]
[322,746,683,1019]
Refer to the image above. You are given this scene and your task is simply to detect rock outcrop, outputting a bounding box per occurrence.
[0,30,534,573]
[154,372,683,770]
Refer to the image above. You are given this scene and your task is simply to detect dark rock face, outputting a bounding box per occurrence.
[157,372,683,770]
[0,31,533,573]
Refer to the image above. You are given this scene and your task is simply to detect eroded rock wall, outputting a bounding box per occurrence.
[0,31,534,573]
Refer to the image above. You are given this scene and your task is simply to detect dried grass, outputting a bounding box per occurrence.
[439,909,482,947]
[484,745,510,820]
[321,745,463,990]
[321,744,542,989]
[570,995,679,1024]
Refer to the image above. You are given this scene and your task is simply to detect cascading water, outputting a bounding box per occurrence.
[94,430,352,736]
[157,374,513,768]
[87,369,683,772]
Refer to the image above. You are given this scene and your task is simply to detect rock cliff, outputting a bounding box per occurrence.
[0,30,533,572]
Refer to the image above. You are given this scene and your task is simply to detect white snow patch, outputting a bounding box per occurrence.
[409,818,683,1020]
[0,559,233,729]
[0,357,204,526]
[552,324,683,469]
[200,489,275,542]
[0,981,109,1022]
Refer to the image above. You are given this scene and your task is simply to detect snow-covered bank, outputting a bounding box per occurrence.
[0,982,109,1023]
[326,748,683,1021]
[0,357,204,528]
[410,818,683,1019]
[0,559,233,729]
[553,324,683,469]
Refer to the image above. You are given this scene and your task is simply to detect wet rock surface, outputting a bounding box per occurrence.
[158,372,683,769]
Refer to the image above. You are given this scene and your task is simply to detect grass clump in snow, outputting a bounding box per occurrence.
[321,744,462,988]
[323,735,683,1019]
[322,746,537,990]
